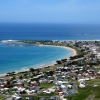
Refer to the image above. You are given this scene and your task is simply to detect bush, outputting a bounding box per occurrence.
[31,78,39,82]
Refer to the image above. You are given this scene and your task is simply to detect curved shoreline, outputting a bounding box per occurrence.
[39,44,77,57]
[0,45,77,77]
[35,45,77,69]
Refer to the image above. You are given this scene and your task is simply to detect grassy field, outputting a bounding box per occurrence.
[40,83,55,88]
[0,95,9,100]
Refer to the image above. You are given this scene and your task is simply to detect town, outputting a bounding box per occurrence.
[1,40,100,100]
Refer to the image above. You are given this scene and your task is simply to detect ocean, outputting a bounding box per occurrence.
[0,41,71,74]
[0,23,100,40]
[0,23,100,74]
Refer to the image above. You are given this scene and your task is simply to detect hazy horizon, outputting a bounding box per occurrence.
[0,0,100,24]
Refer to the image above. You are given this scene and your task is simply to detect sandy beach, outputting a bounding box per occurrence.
[36,45,77,69]
[39,44,77,57]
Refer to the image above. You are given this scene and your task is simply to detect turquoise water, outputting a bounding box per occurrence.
[0,42,71,74]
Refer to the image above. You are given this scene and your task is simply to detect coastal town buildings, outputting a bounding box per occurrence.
[1,40,100,100]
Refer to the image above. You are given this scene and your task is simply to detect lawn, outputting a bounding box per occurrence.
[40,83,54,88]
[0,95,9,100]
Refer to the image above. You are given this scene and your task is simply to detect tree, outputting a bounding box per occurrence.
[30,68,35,72]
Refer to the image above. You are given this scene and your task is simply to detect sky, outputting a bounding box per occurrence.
[0,0,100,24]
